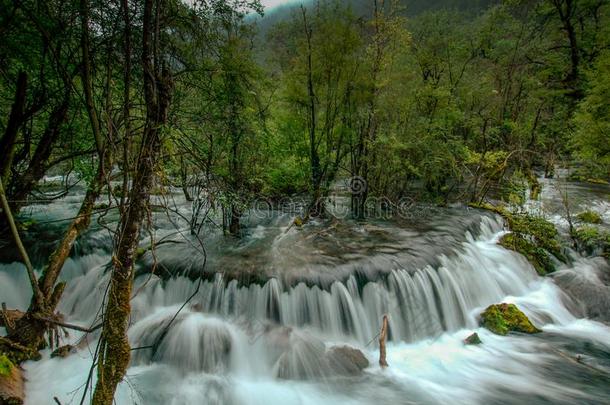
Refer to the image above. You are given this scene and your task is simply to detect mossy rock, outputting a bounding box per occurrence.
[480,303,541,336]
[468,202,508,217]
[505,213,565,262]
[499,233,555,275]
[576,211,602,224]
[0,354,13,377]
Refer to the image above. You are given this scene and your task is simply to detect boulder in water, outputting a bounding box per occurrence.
[464,332,482,345]
[273,331,369,379]
[326,345,369,375]
[480,303,541,335]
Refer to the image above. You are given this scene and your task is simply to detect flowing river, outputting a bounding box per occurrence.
[1,177,609,404]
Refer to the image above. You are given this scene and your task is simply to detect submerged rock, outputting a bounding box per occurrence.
[464,332,482,345]
[480,303,541,336]
[272,329,369,380]
[326,345,369,375]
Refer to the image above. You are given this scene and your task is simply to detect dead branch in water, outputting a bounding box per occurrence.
[379,314,388,368]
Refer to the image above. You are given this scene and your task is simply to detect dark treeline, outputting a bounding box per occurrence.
[0,0,609,403]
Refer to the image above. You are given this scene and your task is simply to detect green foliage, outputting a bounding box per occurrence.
[572,226,610,258]
[573,50,610,179]
[480,303,542,335]
[2,0,609,222]
[576,210,603,224]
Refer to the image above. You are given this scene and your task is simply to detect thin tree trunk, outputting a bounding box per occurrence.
[92,0,172,402]
[301,6,324,217]
[0,177,44,309]
[0,71,27,187]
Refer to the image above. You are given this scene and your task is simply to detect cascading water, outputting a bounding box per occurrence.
[2,180,610,404]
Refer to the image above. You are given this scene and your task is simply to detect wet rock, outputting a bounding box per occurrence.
[480,303,541,336]
[326,345,369,375]
[51,345,76,359]
[464,332,482,345]
[274,334,326,380]
[552,261,610,322]
[273,331,369,380]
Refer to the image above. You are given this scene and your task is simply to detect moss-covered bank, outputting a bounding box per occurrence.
[470,203,566,275]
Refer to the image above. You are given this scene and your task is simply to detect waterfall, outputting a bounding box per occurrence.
[3,205,610,404]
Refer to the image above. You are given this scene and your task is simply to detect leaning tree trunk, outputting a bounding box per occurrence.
[92,0,172,402]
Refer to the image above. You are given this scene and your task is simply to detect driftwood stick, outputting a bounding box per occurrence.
[379,314,389,368]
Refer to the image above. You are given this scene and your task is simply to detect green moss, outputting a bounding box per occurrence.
[499,233,555,275]
[480,303,541,336]
[136,247,148,259]
[293,216,303,227]
[506,213,565,261]
[0,353,14,377]
[576,210,602,224]
[472,202,567,270]
[572,226,610,258]
[19,218,37,231]
[586,178,609,185]
[567,172,586,182]
[468,202,508,216]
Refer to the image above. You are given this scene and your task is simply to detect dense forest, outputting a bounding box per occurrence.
[0,0,609,404]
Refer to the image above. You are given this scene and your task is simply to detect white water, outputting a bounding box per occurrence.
[0,211,605,405]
